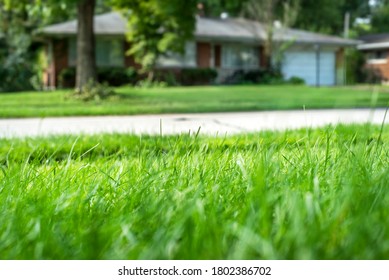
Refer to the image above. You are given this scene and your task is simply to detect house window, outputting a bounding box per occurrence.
[68,38,124,67]
[156,42,196,68]
[222,44,259,68]
[366,50,388,64]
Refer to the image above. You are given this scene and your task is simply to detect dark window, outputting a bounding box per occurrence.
[68,38,124,67]
[367,51,388,60]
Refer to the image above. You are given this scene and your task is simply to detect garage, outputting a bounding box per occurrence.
[281,50,336,86]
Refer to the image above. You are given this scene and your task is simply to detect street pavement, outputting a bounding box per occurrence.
[0,109,388,138]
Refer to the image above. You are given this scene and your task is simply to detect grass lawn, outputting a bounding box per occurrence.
[1,124,389,259]
[0,85,388,118]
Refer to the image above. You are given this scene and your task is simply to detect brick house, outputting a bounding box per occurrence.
[41,12,358,88]
[358,33,389,82]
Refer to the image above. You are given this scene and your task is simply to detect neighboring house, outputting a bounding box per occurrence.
[40,12,358,87]
[358,33,389,82]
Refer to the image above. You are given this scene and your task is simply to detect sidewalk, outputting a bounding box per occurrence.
[0,109,387,138]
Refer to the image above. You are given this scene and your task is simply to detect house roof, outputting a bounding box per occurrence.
[42,12,127,36]
[197,17,358,46]
[358,33,389,50]
[41,12,359,47]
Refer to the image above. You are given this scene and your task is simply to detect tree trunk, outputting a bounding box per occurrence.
[76,0,97,90]
[264,27,273,69]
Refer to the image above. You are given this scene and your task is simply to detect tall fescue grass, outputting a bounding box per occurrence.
[0,124,388,259]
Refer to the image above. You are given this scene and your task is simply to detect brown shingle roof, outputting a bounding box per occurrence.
[358,33,389,50]
[41,12,359,46]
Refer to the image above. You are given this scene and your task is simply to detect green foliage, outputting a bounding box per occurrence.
[287,76,305,85]
[59,67,138,88]
[112,0,197,71]
[0,0,80,92]
[345,49,387,85]
[202,0,249,17]
[0,0,114,92]
[294,0,370,35]
[136,79,168,89]
[180,68,218,85]
[360,68,384,84]
[98,67,138,86]
[225,69,284,85]
[345,49,369,84]
[1,125,389,259]
[0,63,35,92]
[202,0,370,36]
[59,68,76,88]
[228,70,305,85]
[0,2,36,91]
[151,68,218,87]
[155,70,180,86]
[69,80,115,102]
[370,4,389,33]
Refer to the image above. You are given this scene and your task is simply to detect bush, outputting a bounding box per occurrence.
[287,76,305,85]
[59,67,138,88]
[0,31,38,92]
[58,68,76,88]
[224,68,284,85]
[136,79,168,89]
[180,68,218,85]
[155,70,180,86]
[68,81,115,102]
[361,67,383,84]
[0,63,35,92]
[98,67,137,86]
[346,49,367,84]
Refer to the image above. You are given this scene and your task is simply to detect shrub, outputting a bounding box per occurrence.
[0,64,35,92]
[260,68,284,84]
[224,68,284,85]
[136,79,168,89]
[59,67,138,88]
[287,76,305,85]
[98,67,137,86]
[155,70,180,86]
[361,67,383,84]
[58,67,76,88]
[68,81,115,102]
[180,68,218,85]
[0,30,39,92]
[346,49,367,84]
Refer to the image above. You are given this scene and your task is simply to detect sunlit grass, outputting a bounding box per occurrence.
[0,85,389,118]
[0,124,389,259]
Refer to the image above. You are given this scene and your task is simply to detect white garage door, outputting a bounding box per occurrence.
[281,51,335,86]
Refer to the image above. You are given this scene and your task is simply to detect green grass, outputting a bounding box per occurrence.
[1,124,389,259]
[0,85,389,118]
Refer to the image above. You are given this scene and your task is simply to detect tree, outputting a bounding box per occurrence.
[0,0,45,91]
[112,0,197,79]
[0,0,106,92]
[63,0,112,89]
[45,0,111,90]
[75,0,97,89]
[46,0,98,90]
[370,0,389,33]
[201,0,370,37]
[201,0,249,17]
[293,0,370,35]
[242,0,300,68]
[243,0,279,68]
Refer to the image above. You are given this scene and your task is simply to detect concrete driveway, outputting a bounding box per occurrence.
[0,109,388,138]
